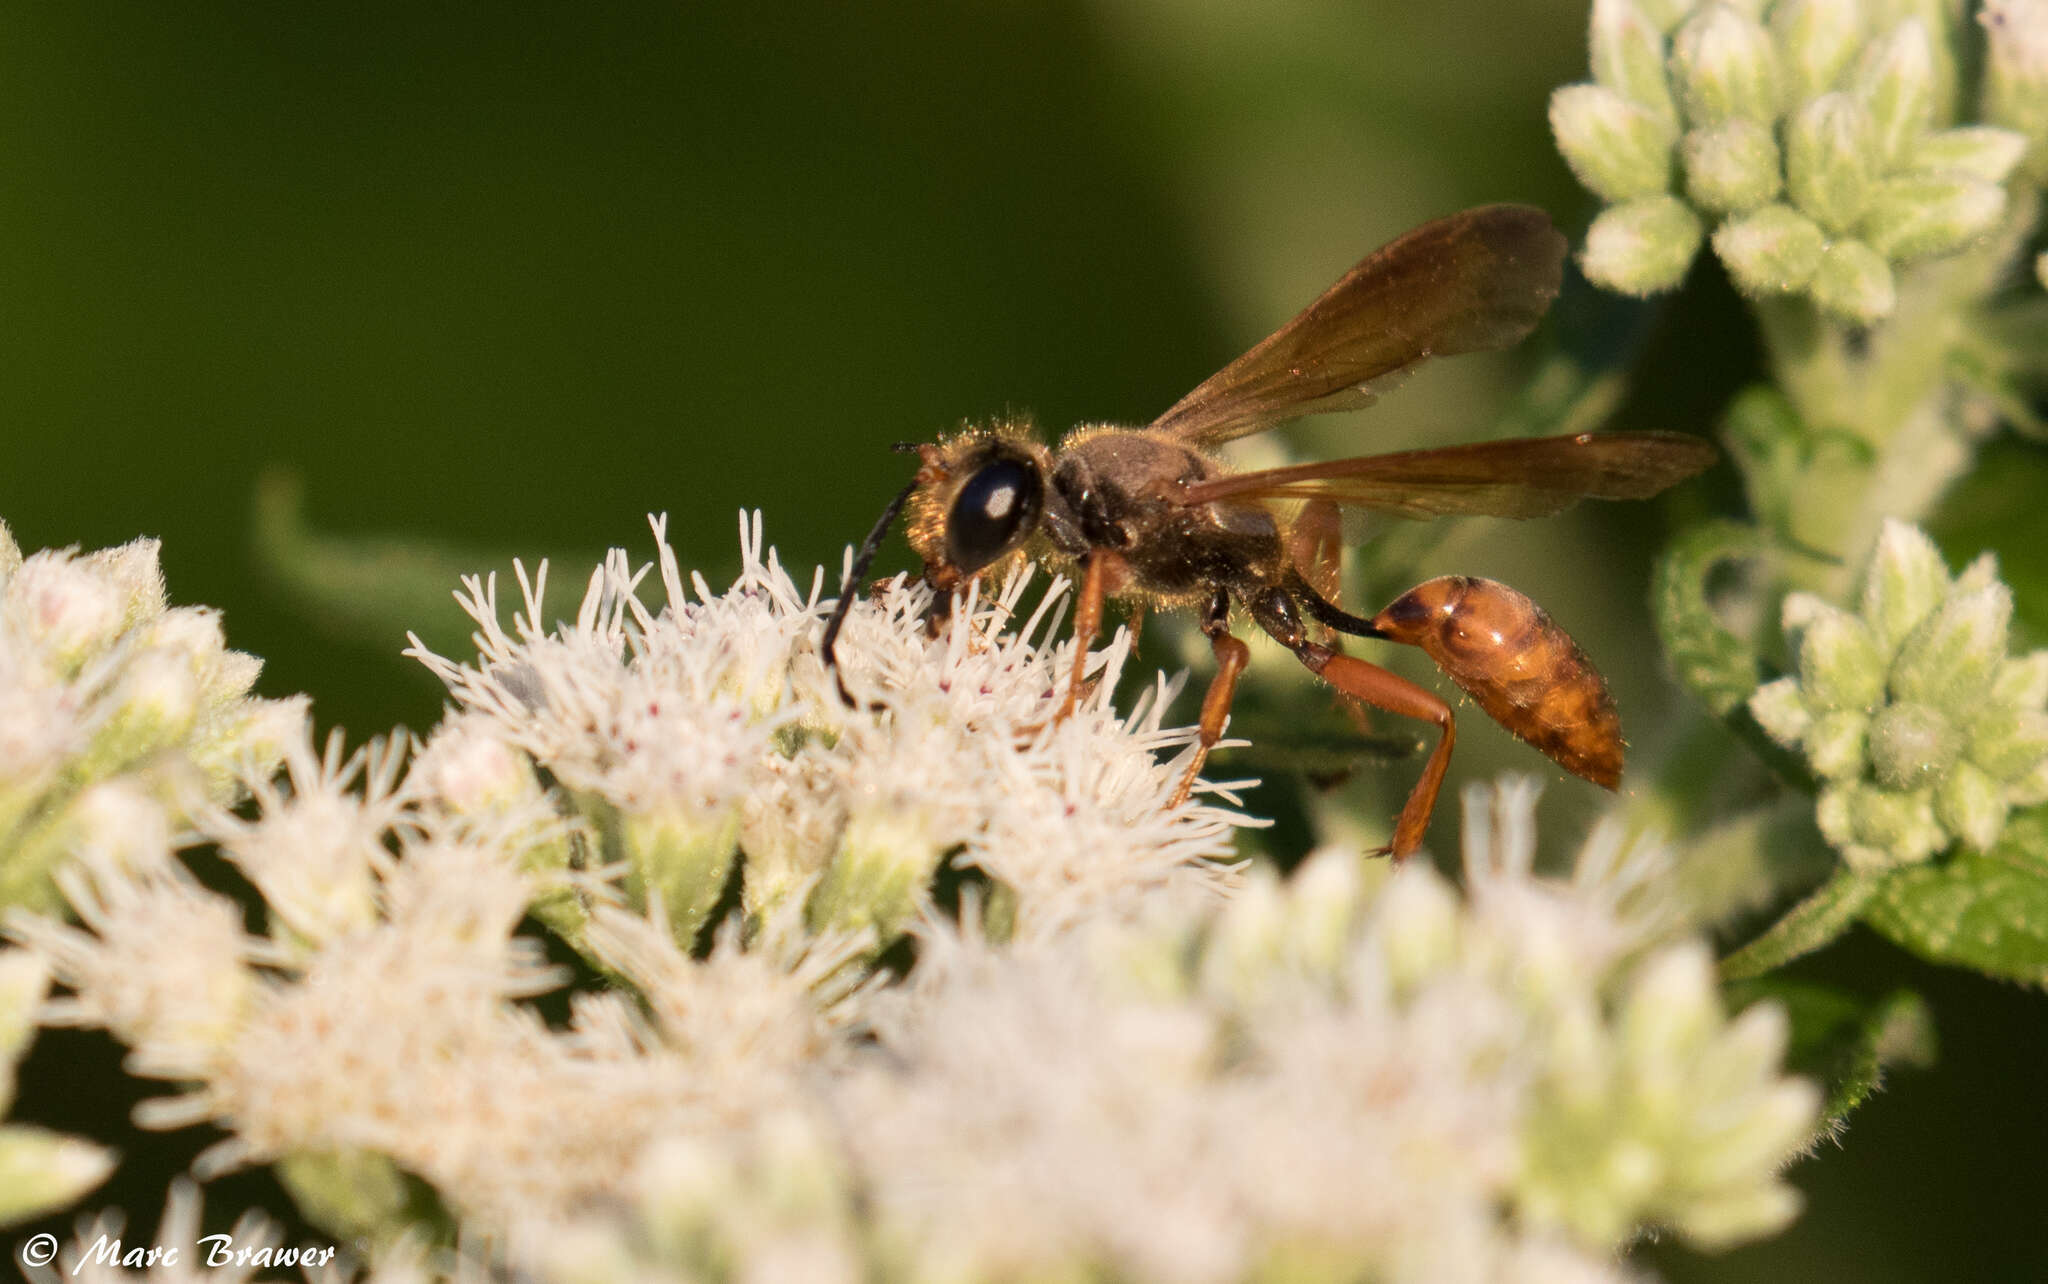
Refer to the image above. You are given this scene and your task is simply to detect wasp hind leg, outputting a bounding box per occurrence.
[1247,584,1454,862]
[1169,588,1250,808]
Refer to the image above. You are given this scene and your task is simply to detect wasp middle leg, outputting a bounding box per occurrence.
[1168,588,1250,808]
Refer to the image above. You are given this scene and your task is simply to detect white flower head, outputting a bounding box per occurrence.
[201,732,410,951]
[408,513,1252,949]
[9,854,263,1086]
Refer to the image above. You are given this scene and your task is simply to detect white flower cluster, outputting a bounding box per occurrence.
[404,513,1247,949]
[536,781,1815,1284]
[3,518,1818,1282]
[0,520,306,915]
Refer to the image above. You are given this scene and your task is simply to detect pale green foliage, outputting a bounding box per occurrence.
[1554,0,2034,316]
[1751,520,2048,869]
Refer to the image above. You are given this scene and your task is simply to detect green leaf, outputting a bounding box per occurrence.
[1218,693,1423,779]
[1720,865,1879,980]
[1860,810,2048,983]
[252,470,596,658]
[1724,980,1935,1131]
[1653,519,1768,718]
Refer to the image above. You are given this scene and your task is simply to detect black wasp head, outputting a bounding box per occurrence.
[944,443,1046,575]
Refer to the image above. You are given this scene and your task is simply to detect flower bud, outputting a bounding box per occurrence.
[1714,203,1827,292]
[5,553,128,676]
[1856,20,1937,168]
[1772,0,1867,101]
[1936,761,2008,850]
[415,719,542,815]
[1806,710,1871,779]
[1285,846,1371,978]
[1848,784,1946,866]
[1810,238,1895,321]
[1373,863,1461,992]
[1672,5,1783,125]
[0,519,20,586]
[1553,84,1679,202]
[1861,519,1950,651]
[1966,706,2048,779]
[738,753,846,924]
[1620,944,1718,1063]
[87,649,204,778]
[2014,755,2048,807]
[86,537,167,629]
[1592,0,1681,124]
[1909,126,2029,182]
[1867,702,1962,789]
[1990,650,2048,710]
[1635,0,1692,31]
[1861,175,2007,262]
[808,805,945,941]
[1787,94,1878,234]
[61,779,175,870]
[623,806,744,947]
[1583,195,1705,294]
[0,1128,118,1227]
[1815,781,1861,848]
[145,606,227,687]
[1672,1088,1814,1243]
[1796,608,1885,711]
[1683,119,1782,212]
[1749,676,1815,744]
[190,695,310,801]
[1890,584,2013,709]
[1201,866,1291,996]
[1955,551,2002,597]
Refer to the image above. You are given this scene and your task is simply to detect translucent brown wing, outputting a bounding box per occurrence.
[1148,205,1568,447]
[1175,432,1719,519]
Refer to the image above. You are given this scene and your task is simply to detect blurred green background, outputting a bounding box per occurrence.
[3,1,2043,1277]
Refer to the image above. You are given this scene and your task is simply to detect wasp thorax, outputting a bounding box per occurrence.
[944,447,1045,575]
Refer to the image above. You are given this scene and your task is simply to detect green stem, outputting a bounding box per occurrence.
[1719,866,1879,980]
[1753,194,2042,596]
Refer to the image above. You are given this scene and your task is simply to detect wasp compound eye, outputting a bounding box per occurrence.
[945,455,1044,574]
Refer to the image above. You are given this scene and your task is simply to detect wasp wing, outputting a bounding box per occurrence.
[1174,432,1718,519]
[1148,205,1567,447]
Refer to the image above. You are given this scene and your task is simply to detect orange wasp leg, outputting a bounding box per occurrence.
[1056,550,1125,723]
[1296,643,1455,862]
[1169,590,1249,808]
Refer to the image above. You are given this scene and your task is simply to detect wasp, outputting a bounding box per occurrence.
[822,205,1716,859]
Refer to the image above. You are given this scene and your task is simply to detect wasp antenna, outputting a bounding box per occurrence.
[822,476,922,705]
